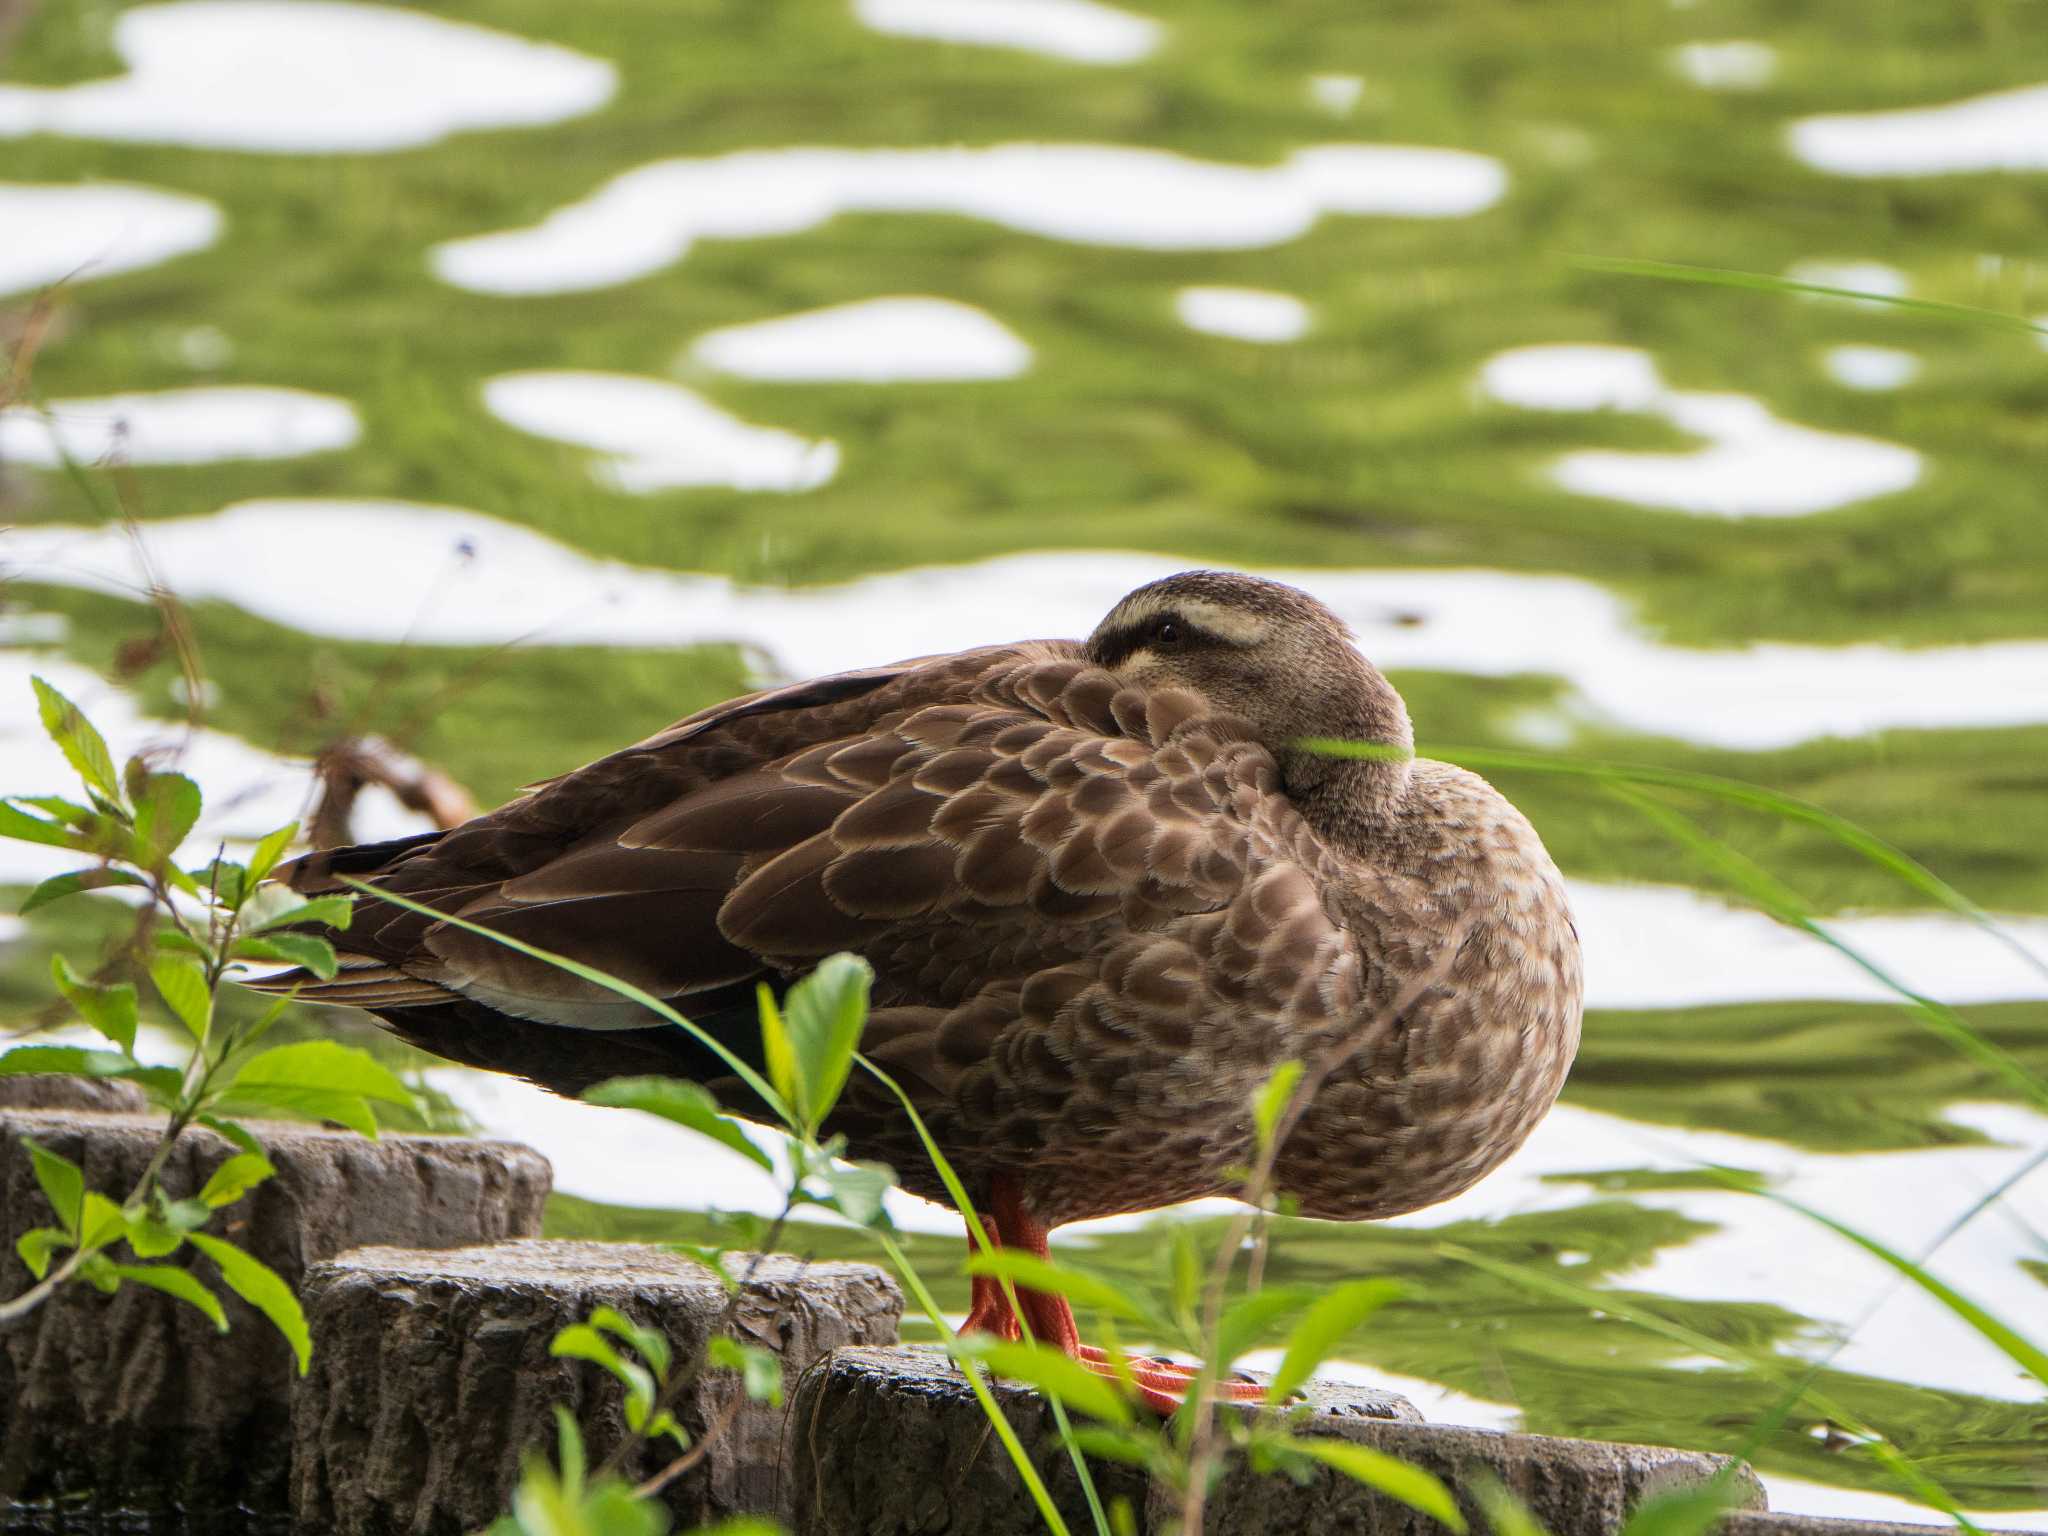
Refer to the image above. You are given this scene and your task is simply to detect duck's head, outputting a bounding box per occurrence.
[1085,571,1413,812]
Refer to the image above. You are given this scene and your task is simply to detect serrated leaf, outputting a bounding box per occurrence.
[132,770,201,863]
[218,1085,377,1137]
[17,1225,71,1278]
[0,1044,183,1103]
[583,1077,772,1173]
[188,1233,310,1372]
[1290,1436,1467,1532]
[192,858,248,910]
[1267,1279,1406,1403]
[245,823,299,886]
[106,1262,229,1331]
[708,1335,783,1406]
[199,1152,275,1208]
[1252,1059,1305,1152]
[150,953,211,1041]
[953,1337,1131,1424]
[227,1040,412,1107]
[780,952,872,1130]
[253,894,353,934]
[24,866,151,914]
[33,676,120,805]
[231,933,338,979]
[23,1136,84,1237]
[51,954,140,1053]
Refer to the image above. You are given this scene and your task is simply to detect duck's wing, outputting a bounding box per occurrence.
[256,644,1302,1105]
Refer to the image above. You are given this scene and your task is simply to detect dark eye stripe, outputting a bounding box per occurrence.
[1091,611,1224,667]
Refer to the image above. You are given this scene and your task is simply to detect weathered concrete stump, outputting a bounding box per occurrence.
[0,1074,148,1113]
[786,1344,1421,1536]
[292,1240,904,1535]
[787,1345,1762,1536]
[0,1109,550,1514]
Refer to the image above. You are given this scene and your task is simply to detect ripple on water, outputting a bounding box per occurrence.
[1670,40,1777,91]
[690,296,1032,382]
[851,0,1162,64]
[1823,345,1920,391]
[1479,343,1922,517]
[481,372,840,493]
[1791,82,2048,176]
[0,0,615,153]
[0,182,219,297]
[430,143,1508,294]
[0,387,359,466]
[13,511,2048,750]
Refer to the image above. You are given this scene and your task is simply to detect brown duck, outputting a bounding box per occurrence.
[266,570,1583,1406]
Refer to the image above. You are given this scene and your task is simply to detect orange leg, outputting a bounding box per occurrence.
[959,1174,1269,1416]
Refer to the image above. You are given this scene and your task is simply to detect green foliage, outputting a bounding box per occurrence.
[1260,1435,1468,1533]
[0,676,403,1366]
[583,1078,773,1175]
[488,1408,674,1536]
[1265,1279,1406,1403]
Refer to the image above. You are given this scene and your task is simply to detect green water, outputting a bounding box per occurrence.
[4,0,2047,1520]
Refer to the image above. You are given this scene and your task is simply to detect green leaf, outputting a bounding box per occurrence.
[23,866,150,913]
[231,933,338,979]
[150,953,212,1042]
[708,1335,783,1406]
[756,984,799,1122]
[1214,1285,1319,1373]
[199,1152,276,1208]
[582,1077,772,1173]
[954,1337,1133,1424]
[551,1322,656,1418]
[132,770,202,863]
[1290,1437,1467,1532]
[1168,1225,1201,1325]
[253,894,354,933]
[105,1263,229,1332]
[1066,1426,1161,1470]
[1266,1279,1405,1403]
[33,676,121,805]
[245,822,299,886]
[198,1114,265,1157]
[124,1209,188,1259]
[51,954,140,1053]
[1467,1471,1552,1536]
[0,798,96,851]
[1618,1481,1749,1536]
[217,1085,377,1137]
[1252,1059,1305,1152]
[193,858,248,910]
[819,1161,893,1228]
[17,1226,71,1279]
[23,1136,84,1236]
[227,1040,414,1106]
[779,952,872,1129]
[188,1233,311,1372]
[588,1304,671,1380]
[965,1250,1153,1326]
[0,1043,131,1078]
[75,1191,125,1251]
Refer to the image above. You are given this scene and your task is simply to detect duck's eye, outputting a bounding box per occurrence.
[1155,619,1182,645]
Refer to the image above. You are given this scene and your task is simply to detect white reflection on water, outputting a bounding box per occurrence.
[0,0,615,154]
[0,182,219,297]
[1792,82,2048,177]
[1670,40,1777,92]
[690,297,1032,382]
[14,506,2048,751]
[0,387,359,466]
[1175,286,1312,343]
[1823,345,1920,392]
[1480,344,1922,517]
[430,143,1508,294]
[481,372,840,493]
[851,0,1162,64]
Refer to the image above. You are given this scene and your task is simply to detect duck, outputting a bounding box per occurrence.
[259,569,1583,1409]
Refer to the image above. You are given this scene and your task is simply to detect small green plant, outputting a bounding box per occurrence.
[0,676,416,1367]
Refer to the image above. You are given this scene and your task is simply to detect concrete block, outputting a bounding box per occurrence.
[785,1344,1764,1536]
[1721,1511,2037,1536]
[0,1110,550,1513]
[0,1076,148,1113]
[292,1240,902,1535]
